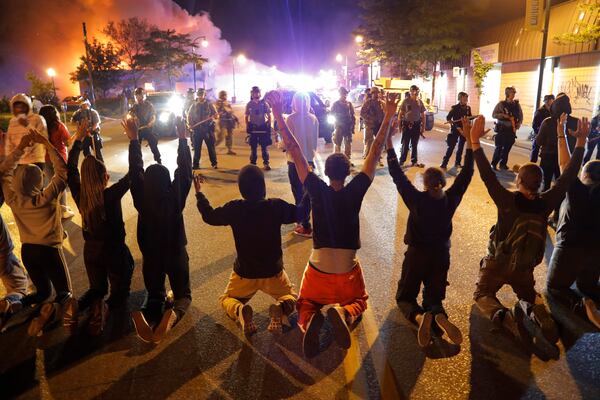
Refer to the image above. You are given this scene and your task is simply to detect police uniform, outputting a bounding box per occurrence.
[441,103,471,168]
[129,100,161,164]
[245,99,272,166]
[215,99,237,152]
[360,97,384,158]
[71,107,104,162]
[331,99,355,158]
[187,99,218,168]
[491,99,523,169]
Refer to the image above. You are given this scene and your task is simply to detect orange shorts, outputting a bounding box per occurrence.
[296,262,369,330]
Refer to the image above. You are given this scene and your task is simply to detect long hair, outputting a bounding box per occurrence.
[39,105,60,138]
[79,155,107,233]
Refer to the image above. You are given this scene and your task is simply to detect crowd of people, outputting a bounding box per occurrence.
[0,82,598,362]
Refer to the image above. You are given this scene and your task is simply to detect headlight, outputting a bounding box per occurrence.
[159,111,171,123]
[327,115,336,125]
[167,95,184,116]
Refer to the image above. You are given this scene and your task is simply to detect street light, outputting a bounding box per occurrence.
[46,68,57,101]
[232,53,247,104]
[191,36,209,91]
[335,54,348,87]
[355,35,364,44]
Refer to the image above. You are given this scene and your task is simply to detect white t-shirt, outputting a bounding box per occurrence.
[6,114,47,164]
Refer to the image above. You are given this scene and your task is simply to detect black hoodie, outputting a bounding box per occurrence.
[536,94,576,156]
[129,139,192,254]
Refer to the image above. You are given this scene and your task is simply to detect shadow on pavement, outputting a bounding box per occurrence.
[468,304,544,400]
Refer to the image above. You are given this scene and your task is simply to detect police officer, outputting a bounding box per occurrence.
[71,99,104,162]
[245,86,272,170]
[215,90,238,155]
[331,87,356,162]
[187,88,218,169]
[491,86,523,170]
[360,86,384,160]
[530,94,554,163]
[398,85,426,167]
[128,87,161,164]
[441,92,472,169]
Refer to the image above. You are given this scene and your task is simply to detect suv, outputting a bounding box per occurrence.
[281,90,333,143]
[146,92,185,137]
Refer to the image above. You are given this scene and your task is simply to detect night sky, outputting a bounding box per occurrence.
[174,0,361,73]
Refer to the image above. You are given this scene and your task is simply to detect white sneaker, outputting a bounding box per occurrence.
[62,206,75,219]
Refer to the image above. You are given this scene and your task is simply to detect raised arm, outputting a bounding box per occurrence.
[30,130,67,204]
[265,91,310,183]
[446,117,474,198]
[362,93,400,180]
[557,113,571,173]
[173,118,193,212]
[193,174,232,226]
[123,117,145,211]
[386,144,420,208]
[470,116,512,206]
[0,133,33,207]
[66,123,88,206]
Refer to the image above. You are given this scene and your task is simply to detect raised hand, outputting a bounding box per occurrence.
[76,119,90,141]
[17,132,35,150]
[459,116,471,140]
[264,91,283,116]
[122,116,139,141]
[28,128,51,146]
[384,92,400,117]
[470,115,487,141]
[175,116,187,139]
[568,117,591,141]
[193,173,205,193]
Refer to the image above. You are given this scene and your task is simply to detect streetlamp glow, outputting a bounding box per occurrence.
[237,54,247,64]
[46,68,56,77]
[355,35,364,44]
[201,39,209,48]
[336,53,343,63]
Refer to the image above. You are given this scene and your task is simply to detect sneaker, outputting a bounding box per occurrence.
[583,298,600,329]
[268,303,283,334]
[61,206,75,219]
[87,299,108,336]
[28,303,55,337]
[416,312,433,347]
[62,296,79,335]
[434,313,463,345]
[152,309,178,344]
[263,164,271,171]
[302,312,324,358]
[440,164,448,170]
[227,150,237,155]
[530,303,559,343]
[238,304,257,336]
[132,310,155,343]
[293,225,313,238]
[327,305,351,349]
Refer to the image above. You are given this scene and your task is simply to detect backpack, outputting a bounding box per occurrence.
[488,212,548,272]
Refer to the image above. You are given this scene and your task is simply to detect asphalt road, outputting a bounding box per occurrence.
[0,113,599,400]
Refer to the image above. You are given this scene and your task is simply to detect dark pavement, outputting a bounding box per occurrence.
[0,112,599,400]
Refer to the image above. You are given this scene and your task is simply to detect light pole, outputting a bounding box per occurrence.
[191,36,209,92]
[46,68,57,102]
[232,54,246,104]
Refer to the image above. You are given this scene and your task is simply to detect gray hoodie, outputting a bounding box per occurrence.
[6,94,47,164]
[0,144,67,247]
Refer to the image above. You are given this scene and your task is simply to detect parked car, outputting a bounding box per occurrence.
[61,96,81,111]
[280,90,333,143]
[145,92,184,137]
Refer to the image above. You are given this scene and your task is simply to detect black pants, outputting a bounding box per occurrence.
[249,133,271,165]
[473,256,537,320]
[441,132,466,167]
[139,127,161,164]
[395,246,450,318]
[530,134,540,163]
[547,245,600,308]
[82,132,104,162]
[399,122,421,164]
[287,162,311,228]
[142,247,192,324]
[80,240,134,309]
[491,130,516,168]
[540,154,560,192]
[21,244,71,306]
[192,127,217,168]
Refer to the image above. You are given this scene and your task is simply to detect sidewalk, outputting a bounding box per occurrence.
[432,111,534,151]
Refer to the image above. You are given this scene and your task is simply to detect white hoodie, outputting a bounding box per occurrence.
[6,94,47,164]
[285,92,318,165]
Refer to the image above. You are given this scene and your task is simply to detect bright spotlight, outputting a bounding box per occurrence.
[46,68,56,77]
[167,95,184,116]
[355,35,364,44]
[159,112,171,123]
[237,54,247,64]
[327,115,336,125]
[335,54,343,63]
[201,39,209,48]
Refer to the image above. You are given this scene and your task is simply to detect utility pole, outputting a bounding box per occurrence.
[534,0,552,111]
[82,22,97,105]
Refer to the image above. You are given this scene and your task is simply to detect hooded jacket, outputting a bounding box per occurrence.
[129,138,192,254]
[6,94,47,164]
[536,94,576,156]
[0,144,67,246]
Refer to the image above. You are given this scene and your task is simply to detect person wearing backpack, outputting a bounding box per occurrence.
[547,114,600,329]
[471,111,590,348]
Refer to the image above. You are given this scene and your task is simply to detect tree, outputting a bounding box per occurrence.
[553,1,600,45]
[472,50,494,97]
[357,0,474,102]
[103,17,154,88]
[70,39,123,98]
[26,72,56,105]
[134,28,207,90]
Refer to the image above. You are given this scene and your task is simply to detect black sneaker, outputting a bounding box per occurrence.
[302,312,324,358]
[434,313,463,345]
[327,305,351,349]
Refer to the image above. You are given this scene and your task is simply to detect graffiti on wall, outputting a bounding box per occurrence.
[559,77,593,104]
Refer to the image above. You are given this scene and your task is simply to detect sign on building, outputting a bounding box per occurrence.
[453,67,461,78]
[470,43,500,66]
[525,0,545,31]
